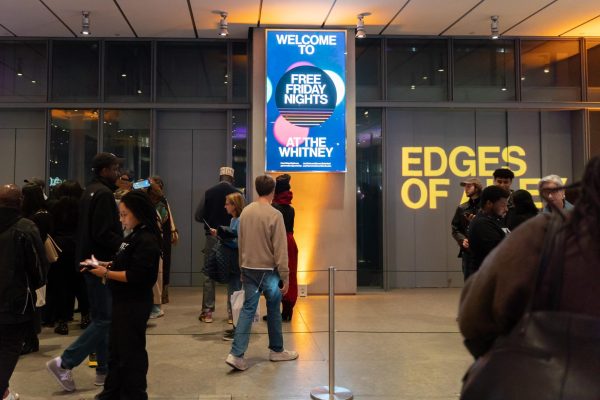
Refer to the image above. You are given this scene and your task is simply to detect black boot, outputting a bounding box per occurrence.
[20,336,39,355]
[54,321,69,335]
[80,313,90,329]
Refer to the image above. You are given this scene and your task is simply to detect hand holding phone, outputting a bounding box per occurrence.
[80,255,99,272]
[133,179,151,190]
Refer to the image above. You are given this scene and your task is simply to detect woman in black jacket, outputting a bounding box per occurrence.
[21,183,53,354]
[83,191,161,399]
[47,180,84,335]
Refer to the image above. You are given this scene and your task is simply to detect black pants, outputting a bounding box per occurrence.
[0,322,29,395]
[96,300,152,400]
[44,261,78,323]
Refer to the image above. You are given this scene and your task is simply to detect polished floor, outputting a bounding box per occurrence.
[10,287,472,399]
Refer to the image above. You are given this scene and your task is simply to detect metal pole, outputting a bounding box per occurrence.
[310,267,353,400]
[329,266,335,394]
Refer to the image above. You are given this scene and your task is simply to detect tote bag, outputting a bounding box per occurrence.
[230,290,260,326]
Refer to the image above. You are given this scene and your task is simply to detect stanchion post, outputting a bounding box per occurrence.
[310,266,353,400]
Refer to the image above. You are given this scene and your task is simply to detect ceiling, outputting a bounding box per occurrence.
[0,0,599,39]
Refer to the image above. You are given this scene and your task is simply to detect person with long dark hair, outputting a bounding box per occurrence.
[47,180,84,335]
[21,183,53,354]
[271,174,298,322]
[458,156,600,396]
[505,189,538,231]
[82,190,161,399]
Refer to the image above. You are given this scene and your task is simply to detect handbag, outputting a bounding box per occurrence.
[44,234,62,263]
[166,200,179,245]
[460,215,600,400]
[203,240,234,284]
[230,290,260,326]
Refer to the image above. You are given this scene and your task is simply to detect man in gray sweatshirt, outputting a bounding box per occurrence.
[225,175,298,371]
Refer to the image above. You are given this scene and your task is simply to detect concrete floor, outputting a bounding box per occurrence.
[10,287,472,399]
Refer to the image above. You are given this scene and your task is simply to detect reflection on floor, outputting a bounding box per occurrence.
[11,287,471,399]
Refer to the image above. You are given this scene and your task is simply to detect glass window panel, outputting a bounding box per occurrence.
[356,39,381,101]
[586,40,600,101]
[51,41,99,101]
[105,42,151,102]
[521,40,581,102]
[0,41,47,101]
[232,110,248,191]
[232,42,248,102]
[157,42,227,102]
[103,110,150,180]
[387,39,448,101]
[454,39,515,101]
[356,108,383,287]
[591,111,600,158]
[49,109,99,186]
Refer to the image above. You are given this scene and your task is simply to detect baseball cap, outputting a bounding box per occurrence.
[460,177,482,188]
[91,152,124,172]
[219,166,234,178]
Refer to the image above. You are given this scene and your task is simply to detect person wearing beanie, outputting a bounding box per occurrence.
[271,174,298,321]
[194,167,241,323]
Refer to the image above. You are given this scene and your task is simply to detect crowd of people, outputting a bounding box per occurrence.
[451,167,572,281]
[2,148,598,399]
[0,153,300,399]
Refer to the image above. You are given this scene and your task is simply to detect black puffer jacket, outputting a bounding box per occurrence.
[0,207,48,324]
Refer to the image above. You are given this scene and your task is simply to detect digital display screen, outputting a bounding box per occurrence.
[265,30,347,172]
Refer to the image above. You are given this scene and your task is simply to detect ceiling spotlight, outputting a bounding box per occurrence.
[490,15,499,39]
[219,12,229,37]
[356,13,370,39]
[81,11,91,36]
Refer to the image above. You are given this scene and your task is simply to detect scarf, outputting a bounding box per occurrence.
[273,190,293,205]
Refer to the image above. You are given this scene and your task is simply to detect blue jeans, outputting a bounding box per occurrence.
[230,269,283,357]
[61,274,111,374]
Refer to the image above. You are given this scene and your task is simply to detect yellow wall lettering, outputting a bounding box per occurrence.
[501,146,527,177]
[448,146,476,177]
[429,179,449,209]
[477,146,500,176]
[401,178,428,209]
[402,147,423,177]
[424,147,447,177]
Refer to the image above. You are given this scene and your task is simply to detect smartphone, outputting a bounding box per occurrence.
[133,179,151,190]
[202,218,212,230]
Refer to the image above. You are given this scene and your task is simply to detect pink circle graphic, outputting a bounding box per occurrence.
[285,61,314,72]
[273,116,310,147]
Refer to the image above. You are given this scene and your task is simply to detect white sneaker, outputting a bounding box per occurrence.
[94,373,107,386]
[46,356,76,392]
[5,391,19,400]
[225,353,248,371]
[269,349,299,362]
[149,309,164,319]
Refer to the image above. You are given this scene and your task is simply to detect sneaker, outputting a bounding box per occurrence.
[94,373,107,386]
[88,353,98,368]
[222,328,235,341]
[5,390,19,400]
[199,311,213,323]
[46,356,76,392]
[269,349,299,362]
[149,309,164,319]
[225,353,247,371]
